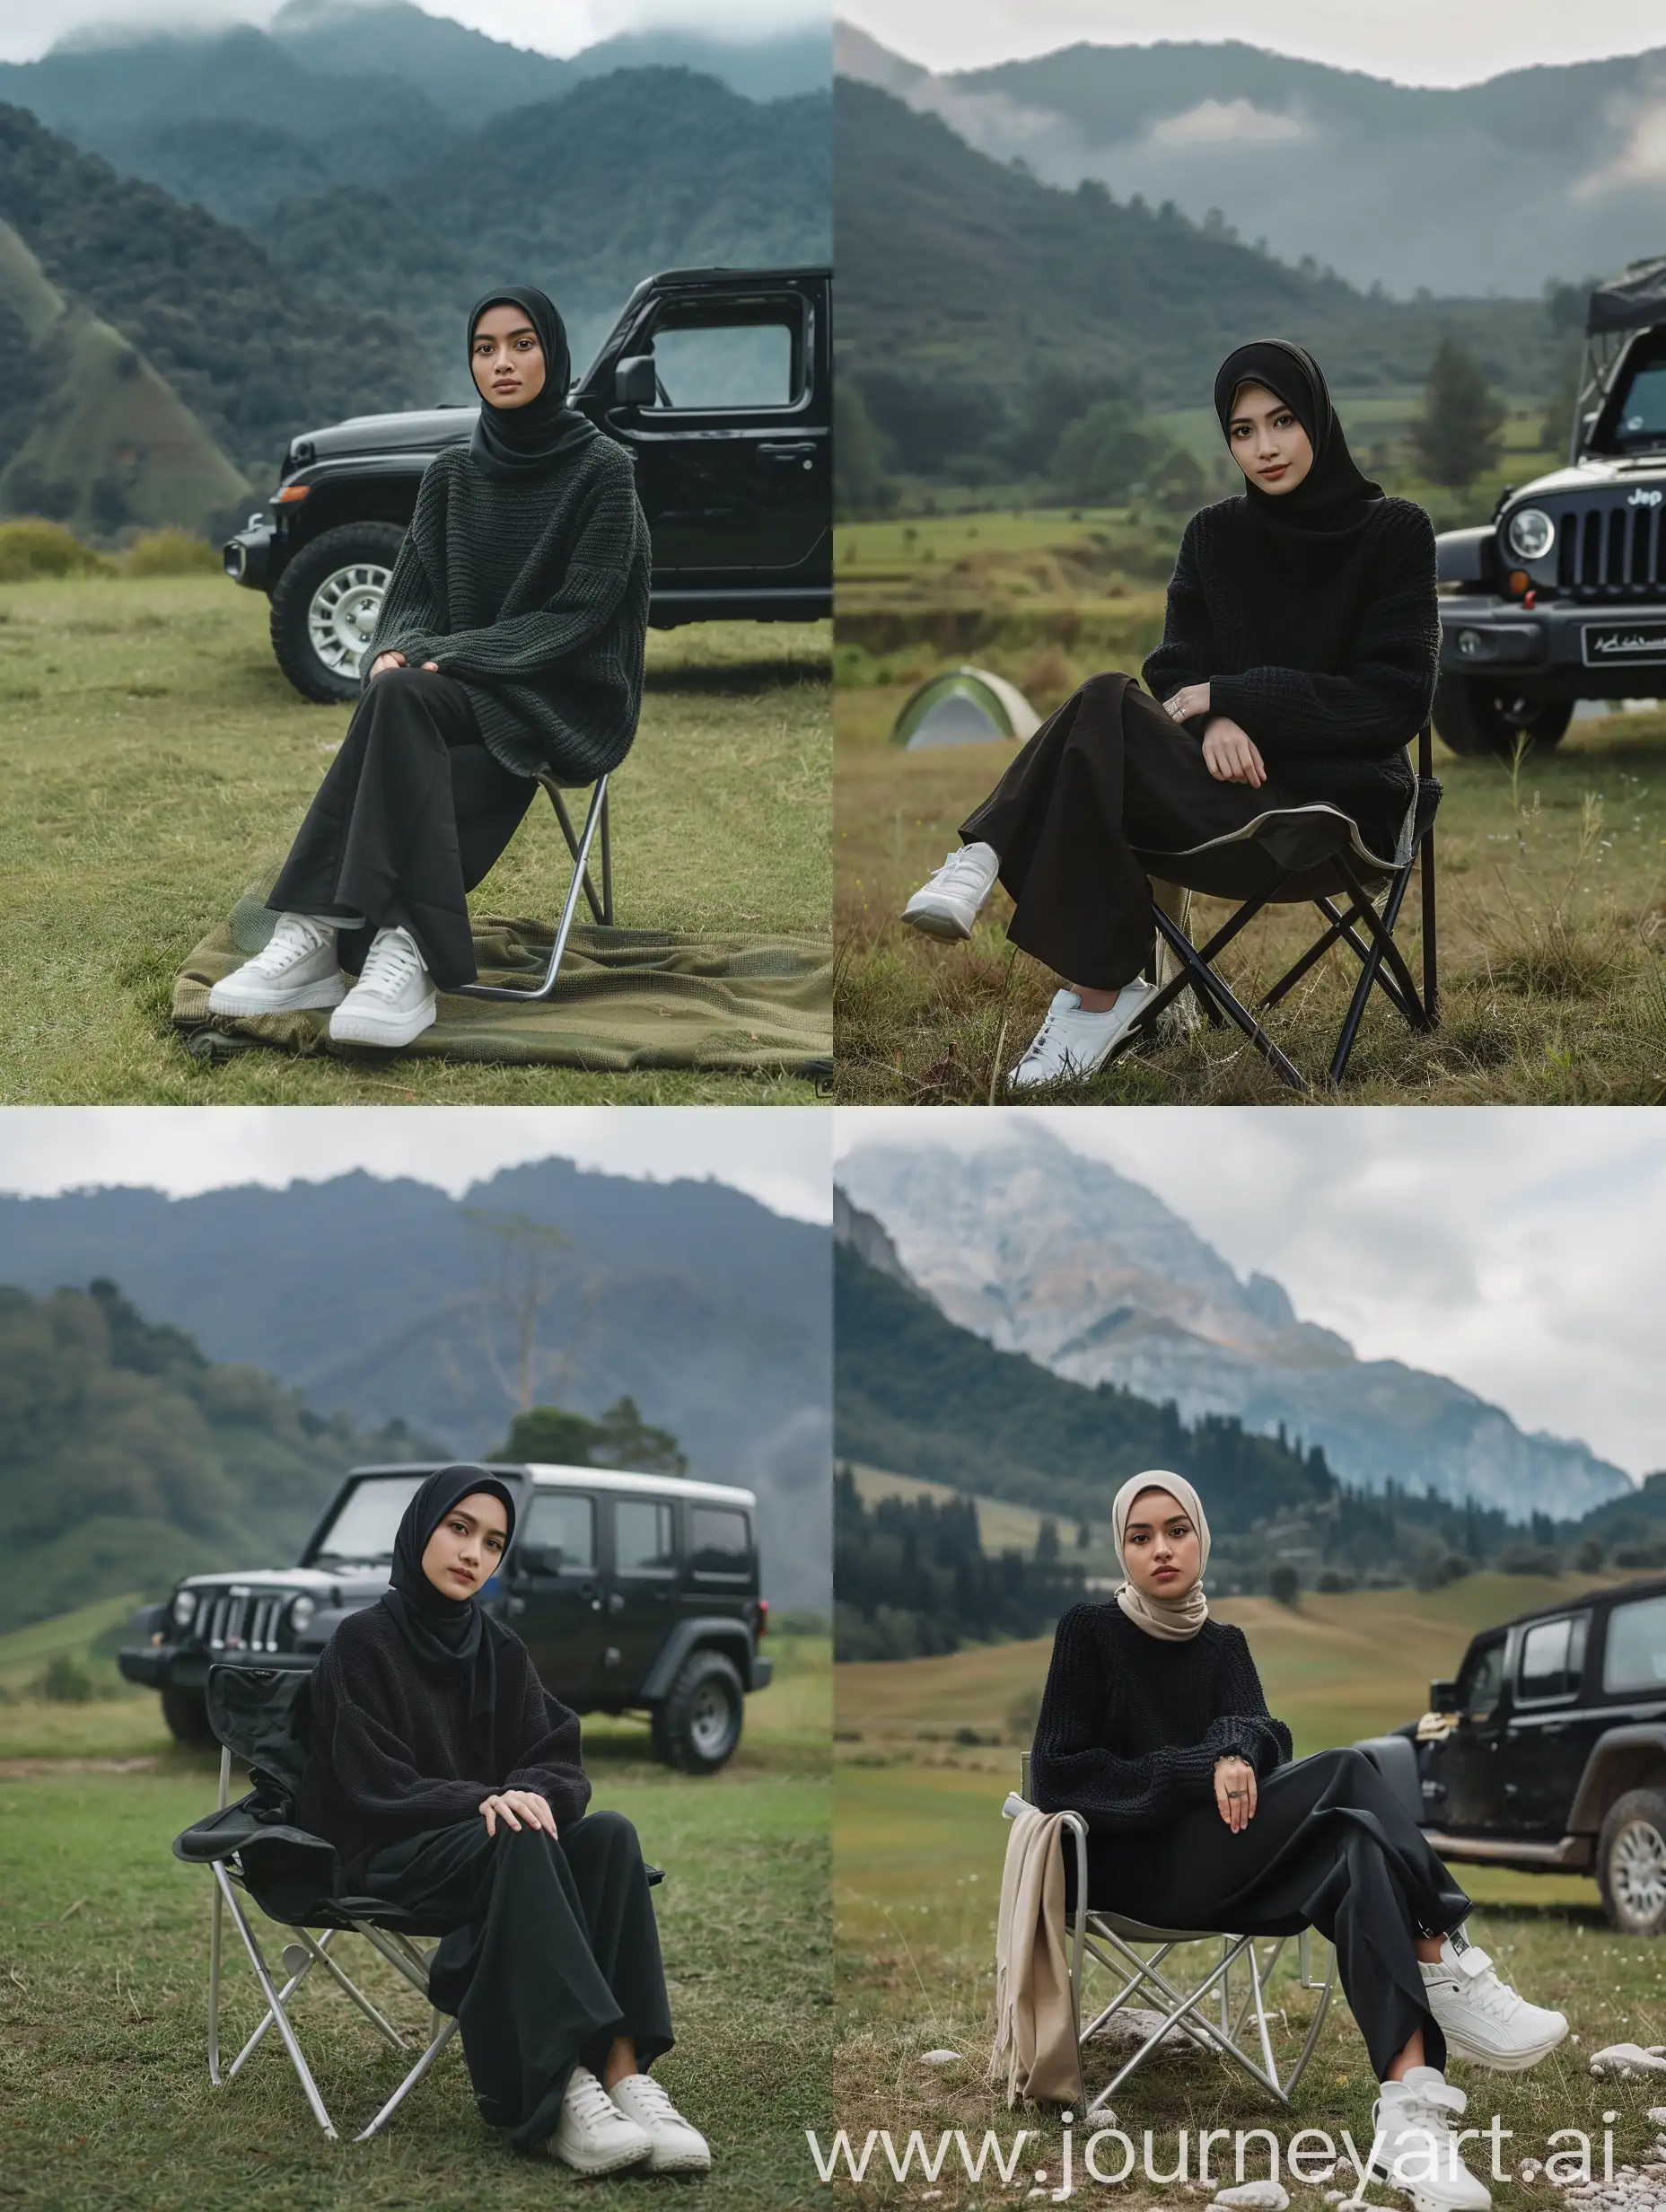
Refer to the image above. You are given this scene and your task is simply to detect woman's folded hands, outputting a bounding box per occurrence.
[1214,1754,1259,1831]
[479,1787,558,1838]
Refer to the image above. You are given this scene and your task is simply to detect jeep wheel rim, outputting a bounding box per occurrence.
[688,1681,735,1758]
[307,561,391,677]
[1612,1819,1666,1920]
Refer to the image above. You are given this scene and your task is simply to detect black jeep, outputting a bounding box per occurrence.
[118,1460,774,1773]
[1434,255,1666,757]
[224,264,832,703]
[1357,1576,1666,1934]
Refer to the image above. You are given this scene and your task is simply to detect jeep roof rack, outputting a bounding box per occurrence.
[1588,257,1666,336]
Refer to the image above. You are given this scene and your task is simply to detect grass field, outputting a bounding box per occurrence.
[0,1634,830,2210]
[831,1587,1664,2208]
[0,575,830,1103]
[834,508,1666,1105]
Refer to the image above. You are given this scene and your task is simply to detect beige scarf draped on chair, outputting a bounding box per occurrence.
[989,1802,1079,2106]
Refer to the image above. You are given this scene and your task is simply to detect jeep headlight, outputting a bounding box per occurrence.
[171,1588,197,1628]
[289,1595,316,1634]
[1506,507,1555,562]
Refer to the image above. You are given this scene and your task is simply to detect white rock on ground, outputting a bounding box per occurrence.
[1211,2183,1290,2210]
[1590,2045,1666,2077]
[917,2049,961,2066]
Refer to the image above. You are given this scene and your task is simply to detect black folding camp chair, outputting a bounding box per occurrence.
[172,1663,660,2144]
[453,768,613,1004]
[1003,1752,1334,2117]
[1117,725,1440,1093]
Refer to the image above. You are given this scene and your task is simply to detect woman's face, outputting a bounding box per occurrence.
[1120,1488,1202,1599]
[1225,380,1314,496]
[420,1491,510,1599]
[471,304,548,410]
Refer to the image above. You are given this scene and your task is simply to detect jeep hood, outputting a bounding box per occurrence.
[1507,457,1666,500]
[294,408,478,461]
[174,1567,389,1601]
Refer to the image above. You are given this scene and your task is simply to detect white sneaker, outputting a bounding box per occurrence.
[1420,1934,1569,2071]
[1370,2067,1492,2212]
[1007,981,1154,1089]
[901,842,1000,942]
[608,2073,712,2173]
[207,914,346,1015]
[328,926,437,1048]
[551,2066,653,2176]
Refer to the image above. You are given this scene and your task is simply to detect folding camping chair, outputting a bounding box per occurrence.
[172,1663,662,2145]
[453,768,613,1004]
[1003,1752,1333,2118]
[1115,724,1441,1093]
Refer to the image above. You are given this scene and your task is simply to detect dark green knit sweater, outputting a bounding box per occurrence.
[364,432,652,783]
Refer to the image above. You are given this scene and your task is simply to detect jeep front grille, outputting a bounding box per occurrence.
[1557,503,1666,595]
[197,1593,287,1655]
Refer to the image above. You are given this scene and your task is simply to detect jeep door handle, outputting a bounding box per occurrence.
[758,442,816,464]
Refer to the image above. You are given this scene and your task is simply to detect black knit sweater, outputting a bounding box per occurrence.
[365,434,652,784]
[1141,496,1438,828]
[296,1602,592,1878]
[1030,1602,1293,1834]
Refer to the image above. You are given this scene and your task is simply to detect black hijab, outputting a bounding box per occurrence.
[381,1465,518,1743]
[1213,339,1382,575]
[467,286,601,480]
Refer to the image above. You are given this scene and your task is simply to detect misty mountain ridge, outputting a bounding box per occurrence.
[836,1125,1632,1523]
[0,1160,831,1609]
[835,22,1666,301]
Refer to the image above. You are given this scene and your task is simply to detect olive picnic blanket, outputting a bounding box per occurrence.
[173,887,832,1075]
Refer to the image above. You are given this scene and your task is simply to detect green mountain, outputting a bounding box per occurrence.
[837,24,1666,302]
[0,1280,427,1636]
[255,70,833,388]
[0,102,425,488]
[833,77,1555,476]
[0,213,247,534]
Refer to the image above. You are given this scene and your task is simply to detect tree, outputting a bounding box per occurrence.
[1574,1535,1604,1574]
[1050,399,1162,505]
[1035,1515,1060,1565]
[496,1396,686,1475]
[834,378,897,519]
[1411,337,1505,489]
[1267,1561,1300,1608]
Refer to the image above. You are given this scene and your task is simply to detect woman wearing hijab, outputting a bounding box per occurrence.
[295,1467,707,2176]
[210,290,653,1049]
[900,340,1439,1087]
[1030,1473,1566,2212]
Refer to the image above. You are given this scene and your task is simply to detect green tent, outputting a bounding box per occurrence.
[888,665,1041,749]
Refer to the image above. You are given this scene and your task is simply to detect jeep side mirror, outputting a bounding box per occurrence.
[615,356,657,408]
[516,1542,564,1576]
[1430,1678,1459,1710]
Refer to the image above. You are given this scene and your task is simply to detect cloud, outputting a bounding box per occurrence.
[1574,96,1666,200]
[0,1107,833,1224]
[834,1106,1666,1479]
[1148,98,1306,147]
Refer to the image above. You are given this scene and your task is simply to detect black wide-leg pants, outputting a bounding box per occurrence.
[1077,1746,1472,2081]
[960,671,1283,992]
[268,665,537,989]
[355,1808,675,2155]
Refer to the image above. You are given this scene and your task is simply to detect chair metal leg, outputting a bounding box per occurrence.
[230,1927,407,2078]
[211,1864,339,2139]
[1149,905,1309,1093]
[353,2016,460,2144]
[452,775,609,1004]
[207,1867,224,2085]
[1421,827,1439,1026]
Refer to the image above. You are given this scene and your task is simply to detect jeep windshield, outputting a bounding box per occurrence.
[1593,332,1666,453]
[308,1472,429,1566]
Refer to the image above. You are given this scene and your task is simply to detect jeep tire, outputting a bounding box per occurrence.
[1433,674,1574,759]
[1597,1788,1666,1935]
[650,1650,745,1773]
[269,522,408,704]
[162,1681,215,1747]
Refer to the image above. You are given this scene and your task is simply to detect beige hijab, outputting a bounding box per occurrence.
[1111,1470,1211,1641]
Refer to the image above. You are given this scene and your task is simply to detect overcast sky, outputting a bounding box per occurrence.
[837,0,1665,88]
[835,1107,1666,1482]
[1,0,820,66]
[0,1108,831,1224]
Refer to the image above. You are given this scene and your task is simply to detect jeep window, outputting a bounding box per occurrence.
[522,1491,595,1571]
[616,1499,677,1576]
[311,1472,427,1564]
[1458,1635,1506,1714]
[690,1507,751,1582]
[1592,332,1666,453]
[1516,1612,1589,1703]
[1603,1593,1666,1693]
[638,296,806,412]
